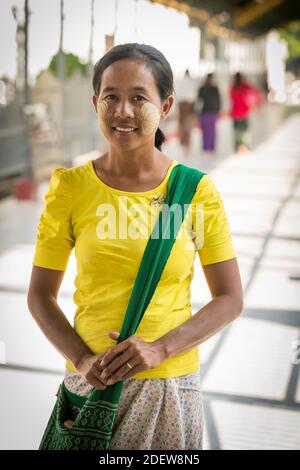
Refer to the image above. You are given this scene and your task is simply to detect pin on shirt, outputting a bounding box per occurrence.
[151,194,166,206]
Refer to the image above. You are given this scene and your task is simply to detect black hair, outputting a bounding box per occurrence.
[233,72,243,88]
[204,73,213,84]
[92,43,174,151]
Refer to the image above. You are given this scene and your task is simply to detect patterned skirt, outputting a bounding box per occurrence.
[64,369,204,450]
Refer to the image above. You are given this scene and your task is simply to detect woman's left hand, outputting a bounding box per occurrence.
[98,332,167,384]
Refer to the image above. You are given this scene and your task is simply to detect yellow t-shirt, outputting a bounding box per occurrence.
[33,158,236,378]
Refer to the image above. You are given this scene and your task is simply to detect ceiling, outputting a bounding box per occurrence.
[149,0,300,37]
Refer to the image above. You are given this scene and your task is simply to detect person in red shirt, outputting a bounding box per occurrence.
[230,72,263,154]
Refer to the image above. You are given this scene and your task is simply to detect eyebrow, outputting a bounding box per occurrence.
[101,86,149,94]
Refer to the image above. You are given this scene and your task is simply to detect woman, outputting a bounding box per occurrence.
[197,73,221,153]
[27,43,243,450]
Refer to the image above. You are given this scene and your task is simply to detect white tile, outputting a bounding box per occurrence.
[0,292,74,371]
[261,238,300,271]
[245,264,300,310]
[0,199,42,250]
[0,244,76,295]
[219,156,299,174]
[230,235,264,258]
[202,317,298,400]
[210,400,300,450]
[221,197,281,237]
[273,201,300,238]
[199,333,222,367]
[264,238,300,260]
[212,174,292,198]
[0,369,63,450]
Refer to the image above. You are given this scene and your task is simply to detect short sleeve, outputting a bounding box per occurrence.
[33,167,75,271]
[192,174,236,266]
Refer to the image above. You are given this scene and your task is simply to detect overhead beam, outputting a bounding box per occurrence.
[234,0,284,28]
[149,0,209,21]
[149,0,241,39]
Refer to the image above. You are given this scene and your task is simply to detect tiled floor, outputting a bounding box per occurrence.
[209,401,300,450]
[0,369,63,450]
[167,111,300,449]
[0,108,299,449]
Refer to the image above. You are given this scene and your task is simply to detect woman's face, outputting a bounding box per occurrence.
[92,59,173,151]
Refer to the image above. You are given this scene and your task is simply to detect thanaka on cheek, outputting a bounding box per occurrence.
[139,102,161,135]
[95,99,161,139]
[96,100,109,135]
[97,100,108,118]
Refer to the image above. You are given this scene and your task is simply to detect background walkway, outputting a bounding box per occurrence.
[175,112,300,450]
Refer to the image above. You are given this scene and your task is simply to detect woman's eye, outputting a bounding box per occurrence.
[104,95,145,102]
[133,95,146,101]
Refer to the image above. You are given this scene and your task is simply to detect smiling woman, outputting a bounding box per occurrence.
[27,43,242,451]
[91,45,173,155]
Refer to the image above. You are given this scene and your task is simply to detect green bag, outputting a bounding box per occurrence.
[39,163,206,450]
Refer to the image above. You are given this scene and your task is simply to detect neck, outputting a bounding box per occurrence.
[104,141,161,179]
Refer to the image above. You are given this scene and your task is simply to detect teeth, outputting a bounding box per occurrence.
[115,127,136,133]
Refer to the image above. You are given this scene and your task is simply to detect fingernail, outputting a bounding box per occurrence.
[107,379,114,385]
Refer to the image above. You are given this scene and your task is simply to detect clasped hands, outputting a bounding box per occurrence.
[76,331,166,390]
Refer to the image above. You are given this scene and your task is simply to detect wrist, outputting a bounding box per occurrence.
[154,337,169,362]
[72,351,93,370]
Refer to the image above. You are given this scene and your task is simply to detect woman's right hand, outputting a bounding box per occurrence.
[75,352,108,390]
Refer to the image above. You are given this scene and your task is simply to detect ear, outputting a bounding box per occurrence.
[161,95,174,120]
[92,95,98,113]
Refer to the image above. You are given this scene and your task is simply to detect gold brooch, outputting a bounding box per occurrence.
[151,194,166,206]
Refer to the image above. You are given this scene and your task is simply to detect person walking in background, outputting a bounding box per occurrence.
[230,72,263,154]
[196,73,221,153]
[176,69,197,152]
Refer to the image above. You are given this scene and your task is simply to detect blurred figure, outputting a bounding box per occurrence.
[230,72,263,154]
[176,69,196,151]
[196,73,221,153]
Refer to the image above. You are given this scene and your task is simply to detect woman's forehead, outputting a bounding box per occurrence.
[100,59,157,91]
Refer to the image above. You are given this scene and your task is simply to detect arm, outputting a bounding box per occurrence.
[27,266,109,389]
[98,257,243,383]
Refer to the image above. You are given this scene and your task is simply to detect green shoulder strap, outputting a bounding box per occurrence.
[88,162,206,403]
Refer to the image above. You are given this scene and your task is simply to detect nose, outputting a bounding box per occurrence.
[114,99,135,118]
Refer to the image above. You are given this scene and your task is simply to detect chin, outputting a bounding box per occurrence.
[110,133,145,149]
[111,141,141,151]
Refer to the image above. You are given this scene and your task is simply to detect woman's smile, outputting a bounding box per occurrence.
[112,125,139,136]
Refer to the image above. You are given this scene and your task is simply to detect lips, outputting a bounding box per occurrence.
[112,125,138,134]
